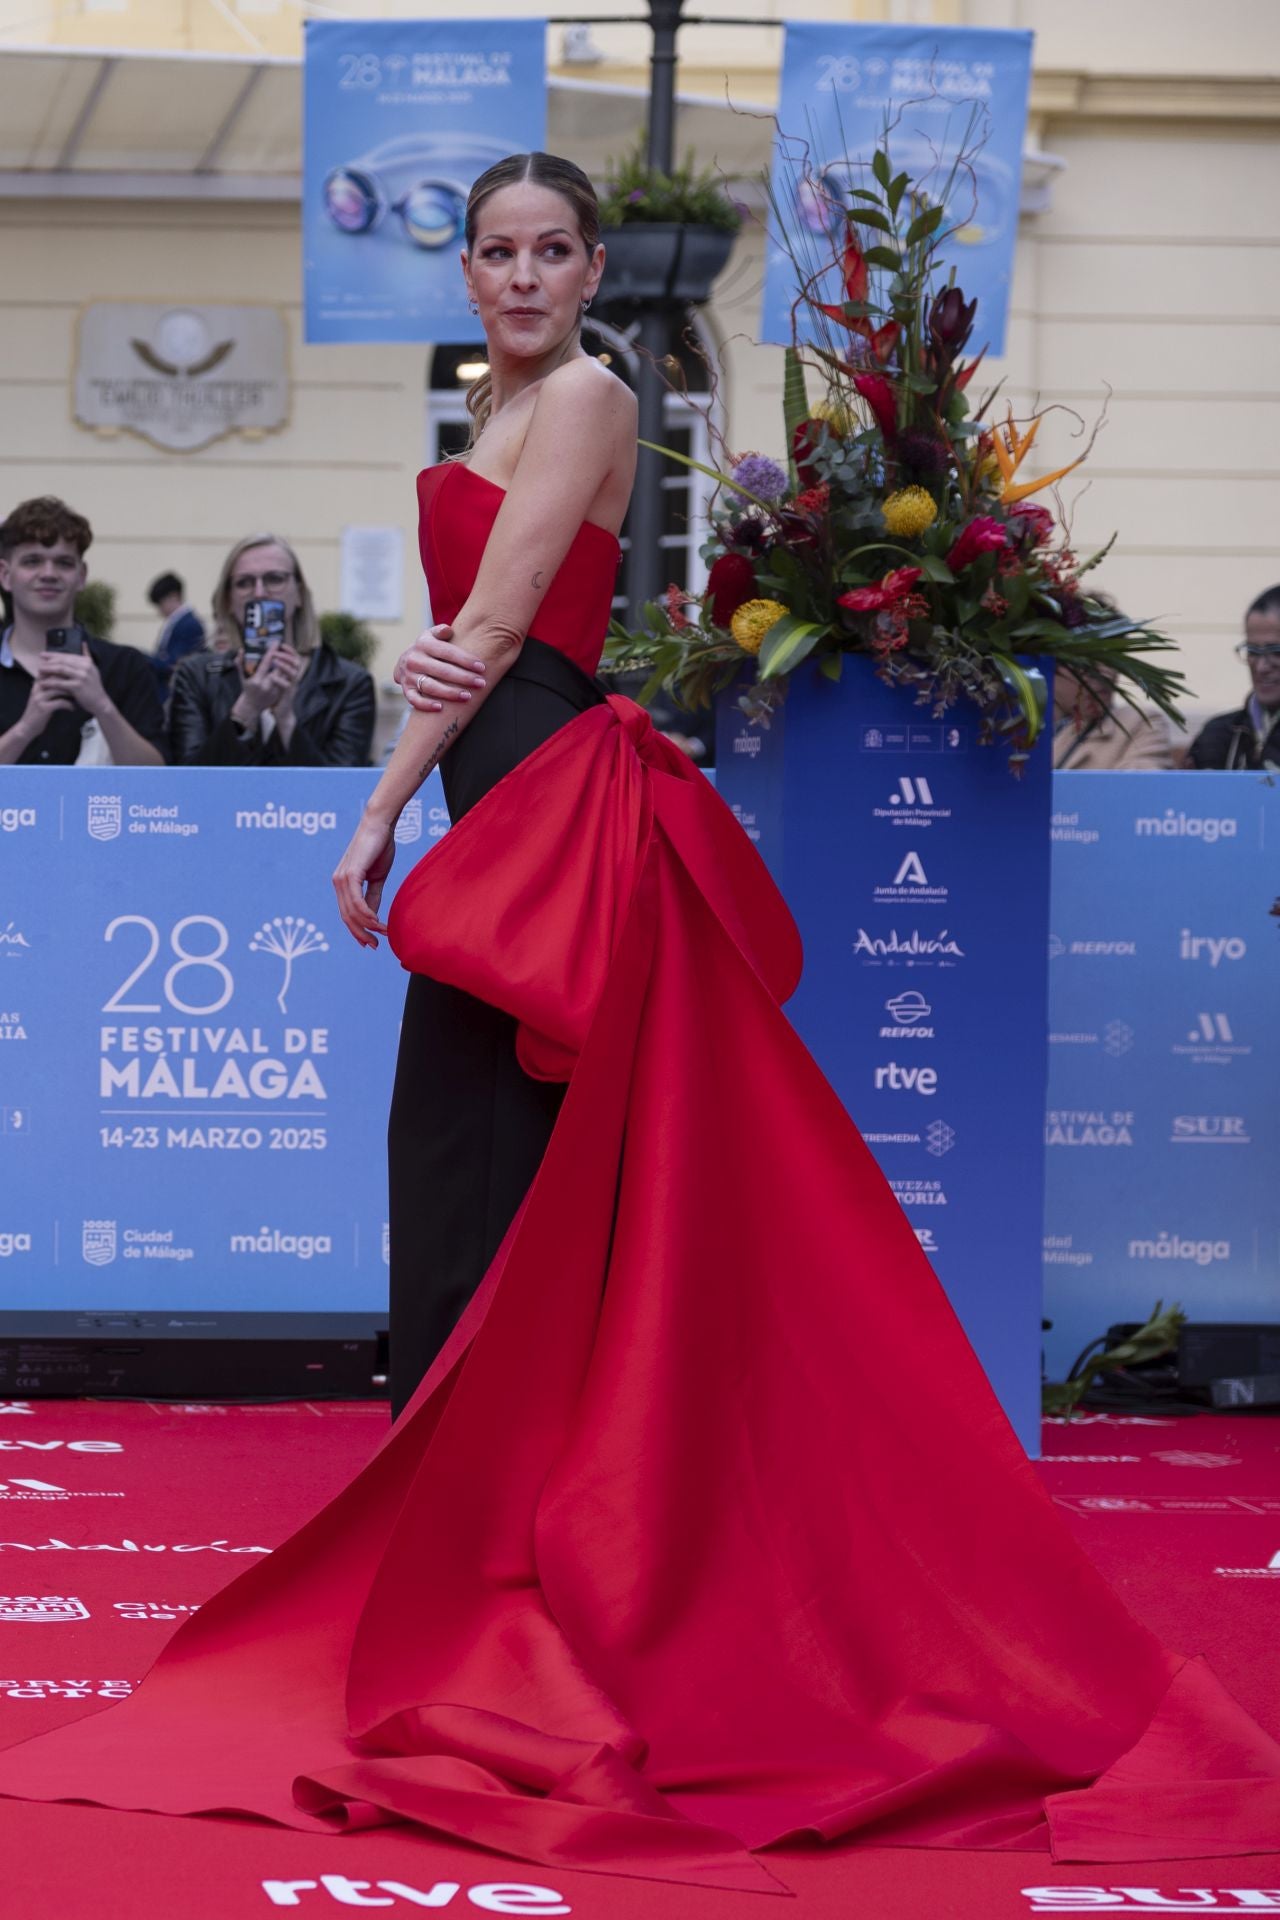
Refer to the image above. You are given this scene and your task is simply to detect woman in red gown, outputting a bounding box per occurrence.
[0,151,1277,1890]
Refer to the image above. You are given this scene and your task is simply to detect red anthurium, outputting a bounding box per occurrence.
[946,516,1008,572]
[705,551,758,627]
[853,372,897,441]
[838,566,922,613]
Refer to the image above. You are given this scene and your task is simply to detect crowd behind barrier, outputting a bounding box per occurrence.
[2,494,1279,778]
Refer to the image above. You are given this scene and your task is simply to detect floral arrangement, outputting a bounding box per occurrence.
[605,142,1186,761]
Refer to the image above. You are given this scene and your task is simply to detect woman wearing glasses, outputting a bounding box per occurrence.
[167,533,375,767]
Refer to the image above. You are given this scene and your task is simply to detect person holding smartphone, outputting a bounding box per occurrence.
[0,496,165,766]
[167,534,374,767]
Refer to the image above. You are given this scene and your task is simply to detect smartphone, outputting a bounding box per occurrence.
[241,598,287,678]
[44,625,85,655]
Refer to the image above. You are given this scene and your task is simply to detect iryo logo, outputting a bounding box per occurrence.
[1179,930,1246,967]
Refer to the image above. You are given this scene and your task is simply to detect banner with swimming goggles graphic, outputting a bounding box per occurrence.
[1043,771,1279,1384]
[762,21,1033,357]
[303,18,547,344]
[0,768,448,1316]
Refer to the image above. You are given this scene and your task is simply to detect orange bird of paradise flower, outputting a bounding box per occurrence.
[993,406,1085,505]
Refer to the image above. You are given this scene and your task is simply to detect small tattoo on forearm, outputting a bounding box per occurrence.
[417,717,459,782]
[531,569,544,589]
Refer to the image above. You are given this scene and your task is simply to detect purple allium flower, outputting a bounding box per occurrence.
[729,452,789,505]
[626,188,646,204]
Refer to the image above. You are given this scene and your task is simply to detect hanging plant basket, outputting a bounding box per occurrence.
[597,222,735,309]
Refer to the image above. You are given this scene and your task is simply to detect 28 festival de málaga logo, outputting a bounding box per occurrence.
[97,909,331,1105]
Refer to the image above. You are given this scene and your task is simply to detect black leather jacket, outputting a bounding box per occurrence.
[168,645,375,768]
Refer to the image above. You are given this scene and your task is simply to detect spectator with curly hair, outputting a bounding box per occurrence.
[0,495,164,766]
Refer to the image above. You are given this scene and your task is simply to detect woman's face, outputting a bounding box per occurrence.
[227,541,302,641]
[463,181,603,364]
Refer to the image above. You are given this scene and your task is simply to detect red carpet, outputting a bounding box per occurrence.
[1,1398,1277,1916]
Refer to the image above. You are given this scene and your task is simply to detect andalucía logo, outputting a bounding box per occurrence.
[0,922,31,955]
[86,794,122,842]
[0,1594,89,1622]
[82,1219,117,1266]
[852,928,964,967]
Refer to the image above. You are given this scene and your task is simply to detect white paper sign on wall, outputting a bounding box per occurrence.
[73,303,289,453]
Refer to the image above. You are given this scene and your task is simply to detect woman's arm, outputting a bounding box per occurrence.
[332,360,635,947]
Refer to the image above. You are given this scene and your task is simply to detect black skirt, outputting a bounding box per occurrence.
[386,638,606,1417]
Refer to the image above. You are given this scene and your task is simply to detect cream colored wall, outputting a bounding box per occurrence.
[0,197,426,723]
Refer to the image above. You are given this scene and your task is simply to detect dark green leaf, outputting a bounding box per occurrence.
[915,553,955,584]
[887,171,910,215]
[871,148,891,189]
[818,650,844,682]
[904,204,946,246]
[759,614,827,681]
[851,207,893,234]
[861,246,903,270]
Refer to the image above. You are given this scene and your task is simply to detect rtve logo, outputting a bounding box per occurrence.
[262,1880,570,1912]
[874,1061,937,1095]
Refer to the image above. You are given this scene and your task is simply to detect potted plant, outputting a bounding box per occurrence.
[596,142,742,309]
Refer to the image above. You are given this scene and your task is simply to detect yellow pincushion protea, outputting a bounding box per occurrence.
[880,486,937,539]
[730,598,789,655]
[811,398,854,436]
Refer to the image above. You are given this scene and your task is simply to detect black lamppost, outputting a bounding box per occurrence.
[622,0,687,620]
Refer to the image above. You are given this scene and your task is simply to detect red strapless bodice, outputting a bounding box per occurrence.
[417,462,620,678]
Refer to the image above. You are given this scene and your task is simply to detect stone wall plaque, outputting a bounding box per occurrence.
[74,303,289,453]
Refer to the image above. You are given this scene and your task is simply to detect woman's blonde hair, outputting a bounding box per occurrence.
[463,151,601,444]
[210,533,321,655]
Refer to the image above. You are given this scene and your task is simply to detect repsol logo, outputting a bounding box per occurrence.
[0,808,35,832]
[1136,809,1237,843]
[235,807,337,836]
[0,1234,32,1257]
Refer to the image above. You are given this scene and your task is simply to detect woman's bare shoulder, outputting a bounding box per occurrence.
[540,355,636,425]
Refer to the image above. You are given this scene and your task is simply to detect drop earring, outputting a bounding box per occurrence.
[581,296,592,312]
[468,297,479,315]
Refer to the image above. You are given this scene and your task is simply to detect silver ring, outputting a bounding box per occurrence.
[415,674,426,695]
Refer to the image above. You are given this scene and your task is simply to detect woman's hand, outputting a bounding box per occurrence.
[394,622,487,714]
[333,811,397,950]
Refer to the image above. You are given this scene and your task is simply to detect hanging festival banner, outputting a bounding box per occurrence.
[762,21,1032,357]
[303,17,547,345]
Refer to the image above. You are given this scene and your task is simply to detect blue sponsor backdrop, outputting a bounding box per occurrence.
[716,661,1052,1456]
[1043,771,1279,1381]
[763,21,1033,357]
[303,18,546,344]
[0,770,446,1313]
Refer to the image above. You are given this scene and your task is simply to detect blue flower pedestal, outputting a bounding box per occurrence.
[715,656,1052,1455]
